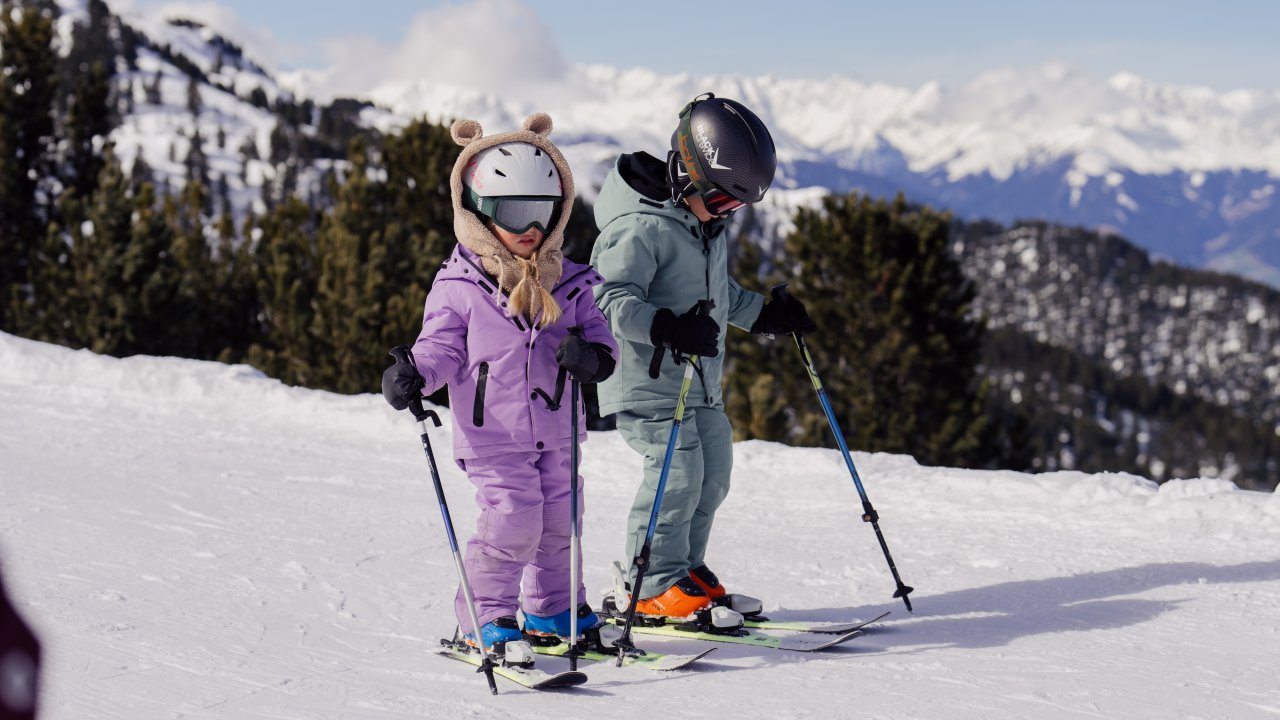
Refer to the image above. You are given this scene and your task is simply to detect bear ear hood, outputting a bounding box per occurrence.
[448,113,575,325]
[522,112,554,137]
[450,119,484,147]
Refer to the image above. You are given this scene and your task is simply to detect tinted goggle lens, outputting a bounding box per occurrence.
[468,189,561,234]
[493,198,558,234]
[702,189,747,215]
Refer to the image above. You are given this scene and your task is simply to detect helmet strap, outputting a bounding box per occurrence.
[674,93,717,199]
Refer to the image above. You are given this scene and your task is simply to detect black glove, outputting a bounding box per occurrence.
[650,304,720,357]
[556,334,617,383]
[381,361,425,411]
[750,293,817,335]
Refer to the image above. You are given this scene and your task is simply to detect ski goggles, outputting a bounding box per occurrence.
[699,188,747,216]
[666,150,748,216]
[465,188,562,234]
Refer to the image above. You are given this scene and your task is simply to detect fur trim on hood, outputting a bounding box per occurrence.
[450,113,575,327]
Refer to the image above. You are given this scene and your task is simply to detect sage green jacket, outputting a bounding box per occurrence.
[590,153,764,416]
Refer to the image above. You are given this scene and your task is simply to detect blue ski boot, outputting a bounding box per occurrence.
[524,603,622,649]
[464,615,535,667]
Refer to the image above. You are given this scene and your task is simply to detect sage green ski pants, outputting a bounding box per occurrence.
[615,405,733,599]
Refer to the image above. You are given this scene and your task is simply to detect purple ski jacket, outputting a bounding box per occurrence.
[411,243,618,461]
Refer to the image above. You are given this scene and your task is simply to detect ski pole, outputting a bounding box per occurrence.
[389,346,499,694]
[615,300,714,665]
[770,285,915,613]
[567,328,584,671]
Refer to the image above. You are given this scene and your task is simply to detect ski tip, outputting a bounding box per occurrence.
[532,671,589,689]
[777,628,863,652]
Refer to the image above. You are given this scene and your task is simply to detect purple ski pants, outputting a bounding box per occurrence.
[454,445,587,633]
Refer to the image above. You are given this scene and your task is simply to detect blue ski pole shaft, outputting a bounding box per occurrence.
[614,356,698,663]
[389,346,499,694]
[616,300,714,664]
[770,286,915,613]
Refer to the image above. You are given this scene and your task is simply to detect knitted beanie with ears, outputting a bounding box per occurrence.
[450,113,575,328]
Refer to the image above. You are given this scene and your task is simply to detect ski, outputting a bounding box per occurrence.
[436,641,588,690]
[532,641,716,671]
[605,621,864,652]
[741,610,891,634]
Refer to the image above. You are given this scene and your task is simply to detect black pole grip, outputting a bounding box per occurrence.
[769,282,807,341]
[648,345,665,379]
[648,300,716,379]
[389,345,413,366]
[388,345,440,426]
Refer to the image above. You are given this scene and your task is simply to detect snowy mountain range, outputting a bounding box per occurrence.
[99,7,1280,287]
[345,65,1280,288]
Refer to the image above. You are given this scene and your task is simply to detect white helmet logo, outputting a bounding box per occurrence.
[695,122,732,171]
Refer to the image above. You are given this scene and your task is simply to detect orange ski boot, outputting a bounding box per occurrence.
[633,577,713,619]
[689,564,763,617]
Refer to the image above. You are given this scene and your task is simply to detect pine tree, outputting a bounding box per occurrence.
[28,148,135,354]
[733,192,992,468]
[245,197,319,385]
[210,211,257,362]
[0,0,60,330]
[378,119,456,350]
[61,0,116,198]
[121,181,182,354]
[18,204,77,345]
[308,137,390,393]
[144,69,162,105]
[63,149,134,353]
[165,181,218,358]
[724,214,791,442]
[186,76,202,117]
[63,61,114,198]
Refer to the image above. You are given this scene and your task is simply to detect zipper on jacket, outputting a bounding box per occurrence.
[473,362,489,427]
[702,234,711,296]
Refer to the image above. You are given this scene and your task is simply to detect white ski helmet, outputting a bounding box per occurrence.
[462,142,563,234]
[463,142,562,198]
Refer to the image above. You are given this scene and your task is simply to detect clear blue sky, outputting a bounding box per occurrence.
[124,0,1280,91]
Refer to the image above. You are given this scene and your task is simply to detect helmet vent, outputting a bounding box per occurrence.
[534,148,542,156]
[494,169,508,177]
[498,147,513,156]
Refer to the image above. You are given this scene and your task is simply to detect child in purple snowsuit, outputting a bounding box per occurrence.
[382,114,618,654]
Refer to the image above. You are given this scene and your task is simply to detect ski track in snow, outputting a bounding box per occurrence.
[1,331,1278,719]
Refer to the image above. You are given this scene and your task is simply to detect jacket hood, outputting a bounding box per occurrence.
[450,113,575,324]
[594,151,729,237]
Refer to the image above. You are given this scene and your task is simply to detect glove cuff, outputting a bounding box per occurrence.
[749,301,782,334]
[585,344,616,383]
[650,307,677,348]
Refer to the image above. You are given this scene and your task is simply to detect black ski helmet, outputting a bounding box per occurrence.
[668,93,777,214]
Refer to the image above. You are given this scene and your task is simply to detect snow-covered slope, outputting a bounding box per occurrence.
[2,332,1278,718]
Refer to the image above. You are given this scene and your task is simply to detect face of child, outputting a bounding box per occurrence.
[489,222,545,259]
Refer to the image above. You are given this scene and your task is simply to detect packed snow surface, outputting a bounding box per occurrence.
[1,331,1278,719]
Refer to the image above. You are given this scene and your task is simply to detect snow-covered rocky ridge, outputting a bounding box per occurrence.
[98,2,1280,286]
[2,333,1279,718]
